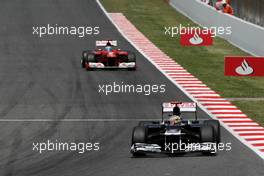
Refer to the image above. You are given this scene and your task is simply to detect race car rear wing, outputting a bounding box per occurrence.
[96,40,117,46]
[162,102,197,112]
[162,102,197,121]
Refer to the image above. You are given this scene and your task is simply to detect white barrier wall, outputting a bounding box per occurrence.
[169,0,264,56]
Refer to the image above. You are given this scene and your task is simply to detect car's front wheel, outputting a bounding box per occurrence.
[81,51,92,68]
[81,58,86,68]
[127,51,136,62]
[200,125,214,142]
[204,120,220,144]
[81,51,87,68]
[132,126,147,144]
[200,125,216,155]
[131,126,147,157]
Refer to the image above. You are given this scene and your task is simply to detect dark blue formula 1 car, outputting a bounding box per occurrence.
[131,101,221,156]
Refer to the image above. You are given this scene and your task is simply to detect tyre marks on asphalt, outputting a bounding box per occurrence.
[3,128,23,176]
[109,13,264,159]
[0,81,34,118]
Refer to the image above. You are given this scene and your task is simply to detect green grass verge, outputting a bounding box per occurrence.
[100,0,264,125]
[232,101,264,125]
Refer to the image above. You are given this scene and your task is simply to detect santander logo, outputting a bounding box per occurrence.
[235,59,254,75]
[180,29,212,46]
[225,56,264,76]
[189,32,203,45]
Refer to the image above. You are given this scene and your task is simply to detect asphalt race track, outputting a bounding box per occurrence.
[0,0,263,175]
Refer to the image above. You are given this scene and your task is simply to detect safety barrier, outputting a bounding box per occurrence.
[169,0,264,56]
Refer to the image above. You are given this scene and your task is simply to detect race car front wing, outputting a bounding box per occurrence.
[131,142,217,154]
[88,62,136,69]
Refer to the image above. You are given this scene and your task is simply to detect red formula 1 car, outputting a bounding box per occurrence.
[81,40,136,70]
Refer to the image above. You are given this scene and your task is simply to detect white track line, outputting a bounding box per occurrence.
[0,118,161,122]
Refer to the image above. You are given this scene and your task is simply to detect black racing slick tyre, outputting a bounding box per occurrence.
[87,53,96,62]
[81,59,86,68]
[86,54,96,71]
[85,52,97,71]
[200,125,214,143]
[127,51,136,62]
[81,51,89,68]
[81,50,96,69]
[131,126,147,157]
[127,52,136,71]
[132,126,147,144]
[200,125,217,155]
[204,120,221,144]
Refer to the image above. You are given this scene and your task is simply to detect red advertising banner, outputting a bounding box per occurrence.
[180,29,213,46]
[225,56,264,76]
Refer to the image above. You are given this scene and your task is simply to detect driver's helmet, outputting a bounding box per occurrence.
[173,106,181,116]
[169,106,182,125]
[169,115,181,125]
[105,46,112,52]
